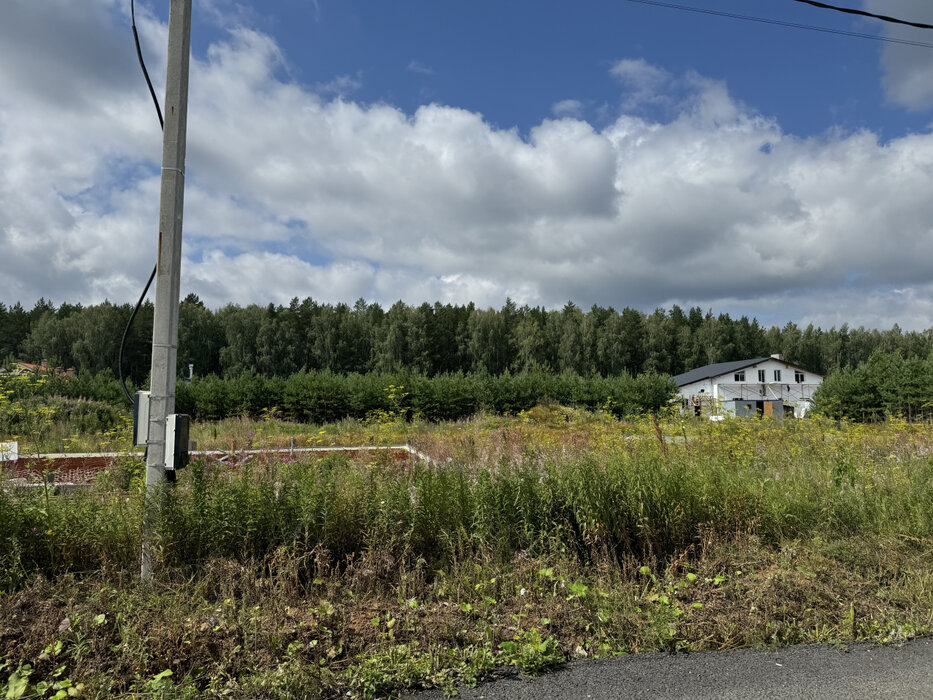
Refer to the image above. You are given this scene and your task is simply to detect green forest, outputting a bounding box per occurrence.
[5,296,933,422]
[3,295,930,381]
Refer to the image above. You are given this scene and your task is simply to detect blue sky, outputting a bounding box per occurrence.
[3,0,933,328]
[184,0,931,139]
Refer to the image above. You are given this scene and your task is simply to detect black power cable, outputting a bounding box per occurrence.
[792,0,933,31]
[131,0,164,130]
[622,0,933,49]
[119,0,161,404]
[118,266,156,404]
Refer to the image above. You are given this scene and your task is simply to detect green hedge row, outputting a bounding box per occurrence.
[6,368,676,424]
[3,370,129,406]
[174,370,677,423]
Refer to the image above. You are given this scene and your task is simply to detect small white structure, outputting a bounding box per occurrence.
[0,441,18,462]
[674,355,823,419]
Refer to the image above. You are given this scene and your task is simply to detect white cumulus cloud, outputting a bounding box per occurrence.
[3,3,933,330]
[552,99,584,118]
[864,0,933,110]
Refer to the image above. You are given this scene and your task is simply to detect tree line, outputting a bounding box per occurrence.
[812,351,933,422]
[174,370,676,423]
[4,296,932,382]
[1,366,675,423]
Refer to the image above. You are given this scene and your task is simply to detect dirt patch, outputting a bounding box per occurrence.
[2,456,119,485]
[2,447,417,486]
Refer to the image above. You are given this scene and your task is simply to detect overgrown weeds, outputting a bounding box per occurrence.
[3,415,933,696]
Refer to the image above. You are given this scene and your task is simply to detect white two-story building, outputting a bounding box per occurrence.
[673,355,823,418]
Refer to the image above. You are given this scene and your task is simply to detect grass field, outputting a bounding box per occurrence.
[3,407,933,697]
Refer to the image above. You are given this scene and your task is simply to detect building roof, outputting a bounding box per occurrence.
[673,358,773,387]
[3,360,76,377]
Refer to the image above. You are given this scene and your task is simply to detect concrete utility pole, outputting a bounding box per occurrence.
[142,0,193,582]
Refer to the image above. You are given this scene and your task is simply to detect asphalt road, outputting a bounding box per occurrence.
[410,638,933,699]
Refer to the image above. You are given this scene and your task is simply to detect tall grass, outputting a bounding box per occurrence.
[4,418,933,590]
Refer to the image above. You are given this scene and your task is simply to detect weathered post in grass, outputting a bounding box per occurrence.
[142,0,193,582]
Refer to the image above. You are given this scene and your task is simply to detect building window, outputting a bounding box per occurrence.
[795,371,805,383]
[773,369,782,381]
[734,371,745,382]
[758,370,765,382]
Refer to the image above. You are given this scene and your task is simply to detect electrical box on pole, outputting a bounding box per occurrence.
[165,413,190,471]
[133,391,151,447]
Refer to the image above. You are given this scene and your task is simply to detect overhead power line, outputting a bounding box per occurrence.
[119,0,161,405]
[131,0,164,129]
[792,0,933,31]
[622,0,933,50]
